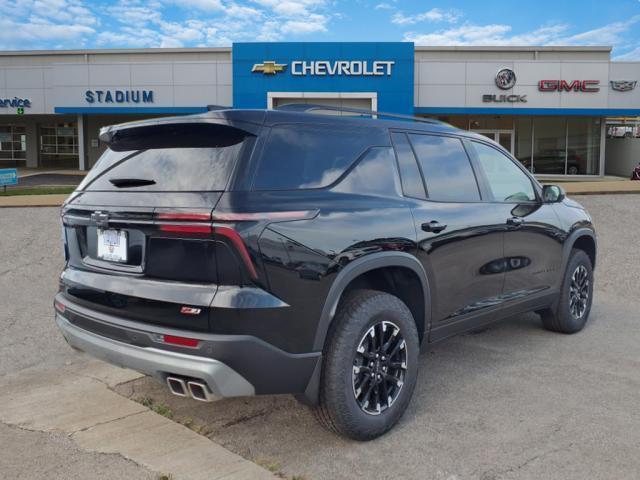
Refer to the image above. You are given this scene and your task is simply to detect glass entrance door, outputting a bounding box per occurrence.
[474,130,514,154]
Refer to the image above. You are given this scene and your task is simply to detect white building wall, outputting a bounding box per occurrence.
[414,47,627,111]
[0,49,233,115]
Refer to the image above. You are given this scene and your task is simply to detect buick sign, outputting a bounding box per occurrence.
[495,68,517,90]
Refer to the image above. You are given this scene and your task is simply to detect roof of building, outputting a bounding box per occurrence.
[0,45,612,57]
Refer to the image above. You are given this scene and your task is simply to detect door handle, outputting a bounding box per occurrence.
[421,221,447,233]
[506,216,525,227]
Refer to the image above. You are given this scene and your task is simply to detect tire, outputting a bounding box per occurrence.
[540,249,593,334]
[313,289,419,440]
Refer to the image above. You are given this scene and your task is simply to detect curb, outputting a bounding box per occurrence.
[0,360,276,480]
[0,194,69,208]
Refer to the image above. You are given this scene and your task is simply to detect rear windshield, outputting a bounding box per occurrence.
[79,122,250,192]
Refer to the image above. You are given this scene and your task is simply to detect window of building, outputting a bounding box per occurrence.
[567,118,601,175]
[40,123,79,168]
[531,117,567,175]
[0,125,27,167]
[408,133,480,202]
[472,141,536,202]
[514,118,533,172]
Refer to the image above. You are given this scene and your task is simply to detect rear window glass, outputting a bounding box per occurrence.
[79,122,250,192]
[252,124,373,190]
[83,146,242,192]
[332,147,402,197]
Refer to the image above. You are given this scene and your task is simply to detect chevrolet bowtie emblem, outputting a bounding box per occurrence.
[252,61,287,75]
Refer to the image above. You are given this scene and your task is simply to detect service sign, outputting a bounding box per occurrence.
[0,168,18,187]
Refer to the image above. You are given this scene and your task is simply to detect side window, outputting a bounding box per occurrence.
[333,147,402,197]
[390,132,426,199]
[408,134,481,202]
[253,124,372,190]
[471,141,537,202]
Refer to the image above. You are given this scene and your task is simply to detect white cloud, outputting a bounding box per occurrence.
[404,17,640,49]
[281,15,327,34]
[166,0,224,10]
[613,45,640,62]
[0,0,97,49]
[560,16,640,46]
[375,3,393,10]
[392,8,461,26]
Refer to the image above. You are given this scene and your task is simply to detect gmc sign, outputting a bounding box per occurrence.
[538,80,600,92]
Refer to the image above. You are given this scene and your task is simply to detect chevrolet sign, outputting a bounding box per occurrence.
[291,60,395,76]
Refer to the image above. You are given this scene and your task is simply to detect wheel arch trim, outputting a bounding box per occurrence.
[312,251,431,352]
[558,227,597,289]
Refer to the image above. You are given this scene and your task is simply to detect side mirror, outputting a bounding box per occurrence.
[542,184,566,203]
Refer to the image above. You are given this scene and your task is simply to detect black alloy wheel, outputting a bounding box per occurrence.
[569,265,590,320]
[352,320,407,415]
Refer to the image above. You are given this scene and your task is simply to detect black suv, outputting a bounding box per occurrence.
[55,107,596,440]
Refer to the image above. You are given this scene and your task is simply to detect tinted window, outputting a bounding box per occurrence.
[472,141,536,202]
[409,134,480,202]
[390,132,426,199]
[333,147,402,197]
[253,125,372,190]
[84,146,242,192]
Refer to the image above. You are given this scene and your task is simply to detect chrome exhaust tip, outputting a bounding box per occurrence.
[187,380,215,402]
[166,376,188,397]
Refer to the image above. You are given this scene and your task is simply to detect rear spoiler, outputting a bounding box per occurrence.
[98,110,265,150]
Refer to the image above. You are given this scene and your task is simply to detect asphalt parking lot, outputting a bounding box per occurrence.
[2,195,640,480]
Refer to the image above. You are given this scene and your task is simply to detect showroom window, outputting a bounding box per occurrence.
[567,118,600,175]
[531,117,567,175]
[39,123,79,168]
[0,125,26,167]
[528,117,601,176]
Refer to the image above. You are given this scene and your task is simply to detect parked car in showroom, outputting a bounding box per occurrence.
[55,106,596,440]
[519,149,584,175]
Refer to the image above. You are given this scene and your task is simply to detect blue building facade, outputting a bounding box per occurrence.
[232,42,414,114]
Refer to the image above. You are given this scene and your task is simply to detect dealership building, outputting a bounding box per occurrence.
[0,42,639,177]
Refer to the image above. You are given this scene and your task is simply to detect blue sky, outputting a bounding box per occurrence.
[1,0,640,59]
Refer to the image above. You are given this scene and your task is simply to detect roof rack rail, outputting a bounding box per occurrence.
[274,103,445,125]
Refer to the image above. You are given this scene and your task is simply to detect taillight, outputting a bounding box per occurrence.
[159,224,212,234]
[153,210,317,283]
[162,335,200,348]
[211,210,317,221]
[214,226,258,279]
[156,212,212,221]
[54,299,65,313]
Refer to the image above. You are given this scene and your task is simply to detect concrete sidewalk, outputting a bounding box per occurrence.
[0,360,275,480]
[557,180,640,195]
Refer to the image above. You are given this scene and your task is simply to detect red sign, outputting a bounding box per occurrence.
[538,80,600,92]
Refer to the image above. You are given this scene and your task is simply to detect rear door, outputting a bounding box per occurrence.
[391,131,507,337]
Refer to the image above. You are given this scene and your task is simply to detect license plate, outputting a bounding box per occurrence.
[97,229,128,263]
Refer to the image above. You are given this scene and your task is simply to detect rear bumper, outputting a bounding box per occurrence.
[56,313,256,397]
[54,294,321,399]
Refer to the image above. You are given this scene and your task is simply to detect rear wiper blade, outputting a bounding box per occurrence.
[109,178,156,188]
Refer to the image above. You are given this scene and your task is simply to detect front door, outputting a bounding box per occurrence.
[474,130,514,154]
[466,139,564,310]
